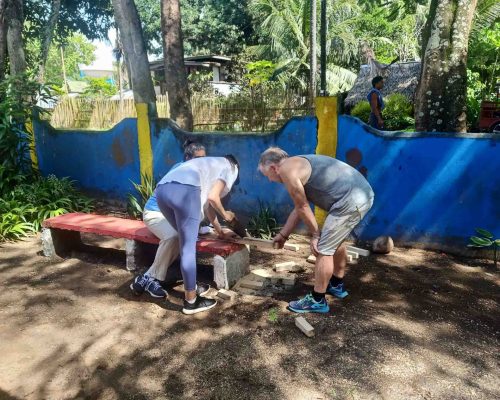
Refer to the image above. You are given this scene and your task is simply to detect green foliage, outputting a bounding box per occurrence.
[0,74,53,176]
[0,175,93,242]
[135,0,255,56]
[245,61,277,86]
[466,70,487,131]
[468,22,500,99]
[382,93,415,131]
[127,174,157,219]
[351,101,371,123]
[25,0,113,44]
[248,204,280,240]
[268,307,279,323]
[468,228,499,267]
[82,77,118,98]
[26,33,96,86]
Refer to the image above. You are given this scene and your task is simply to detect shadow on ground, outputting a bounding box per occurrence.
[0,236,498,399]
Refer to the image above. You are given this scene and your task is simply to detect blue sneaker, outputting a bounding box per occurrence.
[288,293,330,314]
[130,274,149,295]
[145,279,168,298]
[130,274,167,298]
[327,283,349,299]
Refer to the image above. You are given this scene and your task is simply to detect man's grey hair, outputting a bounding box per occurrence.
[258,147,289,169]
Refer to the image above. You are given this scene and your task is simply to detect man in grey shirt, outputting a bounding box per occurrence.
[258,147,374,313]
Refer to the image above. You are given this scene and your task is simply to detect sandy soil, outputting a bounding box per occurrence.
[0,234,498,400]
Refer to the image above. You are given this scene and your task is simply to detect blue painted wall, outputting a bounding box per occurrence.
[34,117,318,222]
[33,114,500,248]
[34,119,141,198]
[150,117,318,222]
[337,116,500,246]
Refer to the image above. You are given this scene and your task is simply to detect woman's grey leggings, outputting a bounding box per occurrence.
[156,182,201,292]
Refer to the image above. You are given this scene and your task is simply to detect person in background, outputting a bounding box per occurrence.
[368,76,385,129]
[130,140,208,299]
[258,147,374,314]
[155,155,240,314]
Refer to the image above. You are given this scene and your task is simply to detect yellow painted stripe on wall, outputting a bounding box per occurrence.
[314,96,338,226]
[136,103,153,184]
[26,119,39,171]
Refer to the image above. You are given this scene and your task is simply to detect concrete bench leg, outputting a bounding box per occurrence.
[213,247,250,289]
[41,227,82,258]
[125,239,144,271]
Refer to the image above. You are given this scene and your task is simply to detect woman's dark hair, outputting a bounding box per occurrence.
[224,154,240,185]
[183,139,205,161]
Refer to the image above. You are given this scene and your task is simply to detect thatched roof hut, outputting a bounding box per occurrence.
[345,61,421,108]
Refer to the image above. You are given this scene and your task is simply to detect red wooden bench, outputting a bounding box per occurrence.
[41,213,249,289]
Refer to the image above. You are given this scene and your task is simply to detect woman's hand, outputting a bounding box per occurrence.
[272,232,287,249]
[224,210,236,222]
[218,228,237,240]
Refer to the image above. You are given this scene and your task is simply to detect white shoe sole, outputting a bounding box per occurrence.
[146,287,167,298]
[182,301,217,315]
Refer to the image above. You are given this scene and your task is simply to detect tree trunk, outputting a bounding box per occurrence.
[415,0,478,133]
[0,0,7,81]
[161,0,193,131]
[39,0,61,82]
[111,0,157,114]
[6,0,26,75]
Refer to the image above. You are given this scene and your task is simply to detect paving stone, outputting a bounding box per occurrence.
[307,255,316,264]
[284,243,300,252]
[274,261,302,273]
[217,289,237,301]
[295,316,315,337]
[240,279,265,290]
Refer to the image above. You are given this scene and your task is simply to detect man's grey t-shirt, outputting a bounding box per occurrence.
[299,155,374,213]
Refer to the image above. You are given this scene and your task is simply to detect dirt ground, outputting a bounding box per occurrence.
[0,234,499,400]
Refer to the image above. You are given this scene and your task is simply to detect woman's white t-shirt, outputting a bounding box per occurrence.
[158,157,238,216]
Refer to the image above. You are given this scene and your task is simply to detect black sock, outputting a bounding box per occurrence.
[312,291,325,302]
[330,275,343,287]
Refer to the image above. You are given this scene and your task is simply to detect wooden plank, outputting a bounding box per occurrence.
[346,245,370,257]
[229,237,276,249]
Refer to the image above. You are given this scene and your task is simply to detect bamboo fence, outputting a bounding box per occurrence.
[47,93,311,132]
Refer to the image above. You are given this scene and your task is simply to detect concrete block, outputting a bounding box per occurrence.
[284,243,300,252]
[240,279,265,290]
[270,278,280,284]
[125,239,142,271]
[274,261,302,273]
[41,227,82,259]
[295,316,315,337]
[347,251,359,259]
[251,268,275,280]
[307,255,316,264]
[213,246,250,289]
[217,289,237,301]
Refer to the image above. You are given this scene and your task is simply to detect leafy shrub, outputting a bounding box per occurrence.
[127,174,157,219]
[466,70,486,131]
[0,73,53,176]
[82,77,118,97]
[382,93,415,131]
[248,204,281,240]
[351,100,371,123]
[468,228,499,267]
[0,175,94,241]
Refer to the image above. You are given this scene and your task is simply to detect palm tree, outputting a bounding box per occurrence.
[248,0,385,95]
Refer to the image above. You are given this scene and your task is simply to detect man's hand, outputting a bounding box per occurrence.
[272,232,287,249]
[310,236,320,257]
